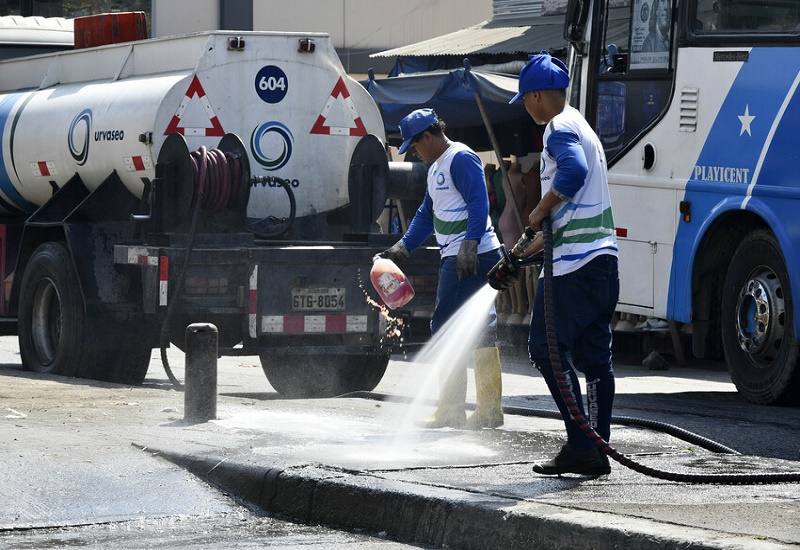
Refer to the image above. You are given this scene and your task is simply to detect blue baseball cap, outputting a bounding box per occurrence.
[397,108,439,154]
[509,51,570,104]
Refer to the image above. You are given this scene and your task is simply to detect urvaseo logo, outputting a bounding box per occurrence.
[69,109,92,166]
[94,129,125,141]
[250,121,293,171]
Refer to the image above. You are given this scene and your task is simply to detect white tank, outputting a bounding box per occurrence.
[0,30,386,218]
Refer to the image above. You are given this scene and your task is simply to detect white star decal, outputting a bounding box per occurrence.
[738,105,755,136]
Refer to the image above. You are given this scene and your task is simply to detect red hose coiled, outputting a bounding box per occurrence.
[189,146,241,214]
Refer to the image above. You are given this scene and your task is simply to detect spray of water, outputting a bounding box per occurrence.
[391,284,499,440]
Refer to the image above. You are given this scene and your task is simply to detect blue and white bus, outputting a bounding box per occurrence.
[562,0,800,404]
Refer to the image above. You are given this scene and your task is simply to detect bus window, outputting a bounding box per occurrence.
[598,4,632,75]
[592,0,674,160]
[597,81,627,156]
[631,0,673,70]
[692,0,800,34]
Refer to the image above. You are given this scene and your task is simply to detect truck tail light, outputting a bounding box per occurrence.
[299,38,315,53]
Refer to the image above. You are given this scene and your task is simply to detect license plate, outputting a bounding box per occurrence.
[291,287,346,311]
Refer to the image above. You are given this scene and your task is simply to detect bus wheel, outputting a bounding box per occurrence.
[721,230,800,405]
[260,353,389,398]
[18,242,85,377]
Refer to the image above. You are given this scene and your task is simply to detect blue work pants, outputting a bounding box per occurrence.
[431,249,502,348]
[528,254,619,451]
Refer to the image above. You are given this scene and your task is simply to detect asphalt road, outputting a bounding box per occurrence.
[0,337,428,549]
[0,333,797,548]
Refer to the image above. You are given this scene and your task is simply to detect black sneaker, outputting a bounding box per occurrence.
[532,444,611,476]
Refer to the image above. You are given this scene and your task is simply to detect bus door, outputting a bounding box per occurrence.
[568,0,679,315]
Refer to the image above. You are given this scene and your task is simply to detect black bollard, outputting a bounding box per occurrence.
[184,323,218,422]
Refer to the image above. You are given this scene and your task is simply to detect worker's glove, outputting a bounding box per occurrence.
[380,240,410,265]
[456,239,479,281]
[486,246,521,290]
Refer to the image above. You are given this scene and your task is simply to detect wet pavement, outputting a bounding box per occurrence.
[149,396,800,549]
[0,350,798,549]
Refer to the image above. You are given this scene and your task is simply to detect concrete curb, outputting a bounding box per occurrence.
[144,446,786,550]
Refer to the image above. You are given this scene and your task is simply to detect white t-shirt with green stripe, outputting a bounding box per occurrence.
[428,143,500,258]
[541,107,618,277]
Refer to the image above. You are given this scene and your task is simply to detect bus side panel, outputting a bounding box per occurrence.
[667,47,800,333]
[611,184,677,312]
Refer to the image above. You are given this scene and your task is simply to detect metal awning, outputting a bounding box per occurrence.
[364,66,525,128]
[362,64,538,158]
[371,7,631,60]
[370,15,567,58]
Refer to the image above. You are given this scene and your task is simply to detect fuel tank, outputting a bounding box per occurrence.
[0,30,386,218]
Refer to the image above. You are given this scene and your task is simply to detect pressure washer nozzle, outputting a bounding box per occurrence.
[486,245,520,291]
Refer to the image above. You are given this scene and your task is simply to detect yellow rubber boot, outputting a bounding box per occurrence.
[417,363,467,429]
[466,347,504,429]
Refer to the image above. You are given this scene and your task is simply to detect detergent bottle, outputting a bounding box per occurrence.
[369,255,415,309]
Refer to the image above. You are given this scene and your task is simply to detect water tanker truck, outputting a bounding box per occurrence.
[0,15,434,396]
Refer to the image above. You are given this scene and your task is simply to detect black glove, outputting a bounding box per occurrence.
[456,239,479,281]
[486,247,522,290]
[380,240,410,265]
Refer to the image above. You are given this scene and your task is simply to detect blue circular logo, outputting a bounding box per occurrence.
[255,66,288,104]
[69,109,92,166]
[436,172,446,186]
[250,121,293,170]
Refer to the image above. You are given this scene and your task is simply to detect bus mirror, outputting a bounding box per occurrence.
[564,0,591,54]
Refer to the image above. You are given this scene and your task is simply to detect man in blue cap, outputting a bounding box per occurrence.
[381,109,504,429]
[510,51,619,475]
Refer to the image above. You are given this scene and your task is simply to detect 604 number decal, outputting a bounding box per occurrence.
[255,65,288,104]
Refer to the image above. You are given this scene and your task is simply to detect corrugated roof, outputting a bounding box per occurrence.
[371,15,566,58]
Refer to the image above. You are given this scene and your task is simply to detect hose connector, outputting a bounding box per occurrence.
[511,226,537,257]
[487,227,540,291]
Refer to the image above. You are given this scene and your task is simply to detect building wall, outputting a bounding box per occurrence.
[151,0,218,37]
[152,0,492,51]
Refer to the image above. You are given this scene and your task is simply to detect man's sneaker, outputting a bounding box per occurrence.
[532,444,611,476]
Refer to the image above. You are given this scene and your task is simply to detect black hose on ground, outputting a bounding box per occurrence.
[502,406,741,455]
[539,217,800,484]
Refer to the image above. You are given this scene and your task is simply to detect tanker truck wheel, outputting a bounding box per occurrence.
[92,337,151,385]
[721,230,800,405]
[18,242,151,384]
[260,353,389,398]
[18,242,87,377]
